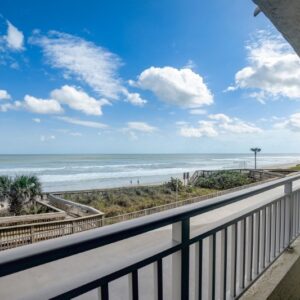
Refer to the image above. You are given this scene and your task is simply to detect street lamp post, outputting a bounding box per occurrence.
[250,147,261,169]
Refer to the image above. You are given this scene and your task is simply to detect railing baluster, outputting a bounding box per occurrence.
[181,218,190,300]
[294,192,298,237]
[229,224,237,298]
[259,209,266,271]
[245,215,253,285]
[172,218,190,300]
[284,181,293,245]
[276,201,280,256]
[129,270,139,300]
[154,259,163,300]
[212,233,216,300]
[253,211,260,277]
[98,284,109,300]
[172,222,182,300]
[265,206,270,266]
[238,220,246,290]
[280,198,285,251]
[206,235,214,300]
[195,239,203,300]
[223,228,228,300]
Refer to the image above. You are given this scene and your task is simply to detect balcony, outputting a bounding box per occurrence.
[1,173,300,299]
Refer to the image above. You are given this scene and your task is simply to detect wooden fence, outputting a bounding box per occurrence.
[0,214,104,251]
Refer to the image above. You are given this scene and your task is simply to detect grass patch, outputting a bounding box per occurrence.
[289,164,300,171]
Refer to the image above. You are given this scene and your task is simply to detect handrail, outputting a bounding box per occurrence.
[1,173,300,278]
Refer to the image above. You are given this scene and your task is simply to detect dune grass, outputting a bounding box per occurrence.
[63,172,257,218]
[63,184,217,217]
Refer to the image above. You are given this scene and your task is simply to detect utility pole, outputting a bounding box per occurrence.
[250,147,261,169]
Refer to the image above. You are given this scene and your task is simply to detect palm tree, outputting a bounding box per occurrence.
[9,175,42,215]
[0,176,12,205]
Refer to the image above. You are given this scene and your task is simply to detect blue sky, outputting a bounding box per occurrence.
[0,0,300,154]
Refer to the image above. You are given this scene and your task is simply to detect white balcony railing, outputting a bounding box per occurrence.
[1,173,300,300]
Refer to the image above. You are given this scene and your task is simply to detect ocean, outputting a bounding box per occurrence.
[0,154,299,192]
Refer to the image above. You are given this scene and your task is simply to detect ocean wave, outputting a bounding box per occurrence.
[39,167,198,183]
[0,163,171,174]
[0,167,66,173]
[69,162,169,170]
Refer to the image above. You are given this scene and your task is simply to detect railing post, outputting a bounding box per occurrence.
[284,181,293,246]
[30,226,35,243]
[172,218,190,300]
[71,221,75,234]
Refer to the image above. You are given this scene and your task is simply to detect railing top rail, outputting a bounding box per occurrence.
[1,172,300,277]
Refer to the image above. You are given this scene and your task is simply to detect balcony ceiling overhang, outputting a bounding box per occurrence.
[253,0,300,57]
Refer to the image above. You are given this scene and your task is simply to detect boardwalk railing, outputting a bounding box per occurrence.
[1,173,300,299]
[0,213,104,251]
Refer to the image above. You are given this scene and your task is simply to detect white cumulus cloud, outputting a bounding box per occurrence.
[51,85,109,116]
[0,101,22,112]
[179,121,218,138]
[178,113,262,138]
[0,89,11,100]
[24,95,63,114]
[126,121,157,133]
[189,109,207,115]
[228,31,300,102]
[5,21,24,51]
[122,121,157,139]
[40,135,55,142]
[30,31,122,99]
[133,66,213,108]
[57,116,107,129]
[124,91,147,106]
[274,113,300,131]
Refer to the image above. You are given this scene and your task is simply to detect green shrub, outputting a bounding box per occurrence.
[194,171,254,190]
[164,178,184,192]
[0,175,42,215]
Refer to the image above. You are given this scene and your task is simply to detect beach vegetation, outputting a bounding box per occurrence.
[164,177,184,192]
[64,180,217,218]
[0,175,42,216]
[194,171,254,190]
[289,164,300,171]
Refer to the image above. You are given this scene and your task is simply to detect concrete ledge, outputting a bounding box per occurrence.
[241,236,300,300]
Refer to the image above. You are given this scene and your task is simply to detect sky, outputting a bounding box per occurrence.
[0,0,300,154]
